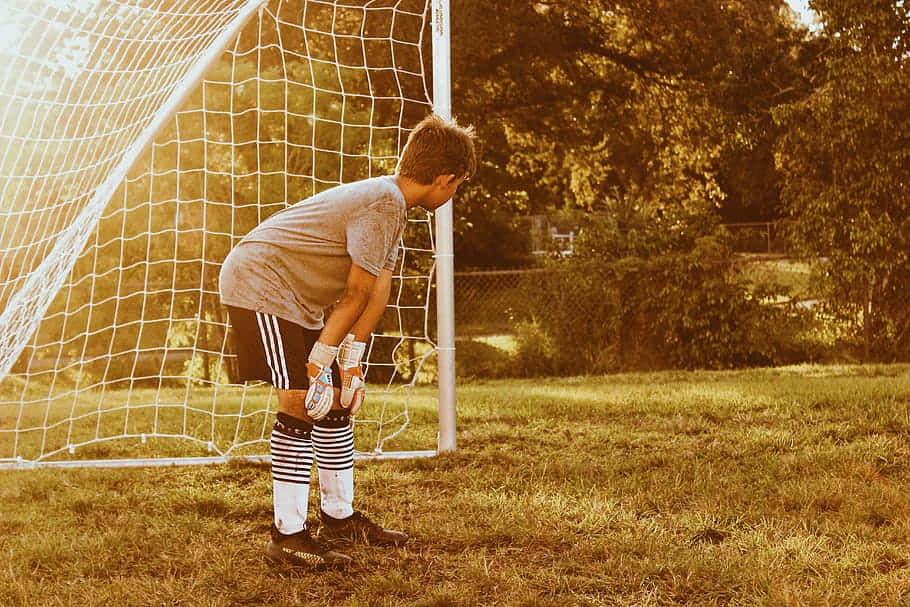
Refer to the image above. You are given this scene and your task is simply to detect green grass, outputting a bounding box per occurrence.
[0,382,435,462]
[5,365,910,606]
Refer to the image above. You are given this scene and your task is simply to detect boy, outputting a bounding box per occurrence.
[219,113,476,567]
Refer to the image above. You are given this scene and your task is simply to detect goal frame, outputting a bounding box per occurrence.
[0,0,457,470]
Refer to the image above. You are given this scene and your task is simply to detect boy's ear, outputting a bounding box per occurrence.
[434,174,457,187]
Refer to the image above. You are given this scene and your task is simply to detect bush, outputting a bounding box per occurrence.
[519,216,814,373]
[454,339,513,379]
[512,320,567,377]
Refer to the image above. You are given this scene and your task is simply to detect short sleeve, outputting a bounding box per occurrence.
[346,198,404,276]
[384,241,400,271]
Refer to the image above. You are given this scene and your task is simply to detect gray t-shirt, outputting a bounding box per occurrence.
[219,175,407,329]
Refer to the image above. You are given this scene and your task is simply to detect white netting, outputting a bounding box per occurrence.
[0,0,442,467]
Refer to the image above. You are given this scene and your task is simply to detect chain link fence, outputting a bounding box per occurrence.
[454,222,794,338]
[455,267,576,337]
[723,221,791,255]
[451,221,910,372]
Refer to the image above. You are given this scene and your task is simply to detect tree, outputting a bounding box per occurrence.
[775,0,910,359]
[450,0,813,267]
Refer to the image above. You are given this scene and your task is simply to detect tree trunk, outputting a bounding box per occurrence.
[864,280,873,363]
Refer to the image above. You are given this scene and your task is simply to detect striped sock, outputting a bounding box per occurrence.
[313,417,355,520]
[270,413,314,535]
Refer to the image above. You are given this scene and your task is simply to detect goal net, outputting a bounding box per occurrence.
[0,0,450,468]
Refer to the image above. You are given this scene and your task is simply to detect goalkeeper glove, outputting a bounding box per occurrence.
[337,333,366,415]
[305,341,338,420]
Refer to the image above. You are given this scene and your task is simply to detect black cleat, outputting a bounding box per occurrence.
[265,524,352,569]
[318,510,409,547]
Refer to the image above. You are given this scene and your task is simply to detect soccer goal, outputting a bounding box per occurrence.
[0,0,457,469]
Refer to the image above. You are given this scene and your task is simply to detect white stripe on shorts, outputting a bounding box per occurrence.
[256,312,290,390]
[255,312,279,388]
[268,314,290,389]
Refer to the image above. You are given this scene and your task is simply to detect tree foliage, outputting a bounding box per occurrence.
[451,0,811,266]
[774,0,910,359]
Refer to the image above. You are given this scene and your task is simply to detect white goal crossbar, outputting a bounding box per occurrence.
[0,0,456,469]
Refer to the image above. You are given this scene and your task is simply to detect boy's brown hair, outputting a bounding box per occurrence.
[397,113,477,185]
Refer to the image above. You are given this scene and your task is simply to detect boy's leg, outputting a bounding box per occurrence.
[270,411,313,535]
[265,402,350,568]
[226,306,350,567]
[312,409,409,547]
[312,411,355,520]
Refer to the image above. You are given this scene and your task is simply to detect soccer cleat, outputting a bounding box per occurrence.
[265,524,353,569]
[318,510,409,547]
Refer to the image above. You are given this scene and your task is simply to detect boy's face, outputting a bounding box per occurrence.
[423,175,465,210]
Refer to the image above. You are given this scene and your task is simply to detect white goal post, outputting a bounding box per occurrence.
[0,0,457,469]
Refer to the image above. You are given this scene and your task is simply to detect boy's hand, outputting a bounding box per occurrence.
[337,333,366,415]
[305,341,337,420]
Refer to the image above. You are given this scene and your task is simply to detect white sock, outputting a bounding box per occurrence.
[318,467,354,520]
[312,423,355,519]
[270,422,314,534]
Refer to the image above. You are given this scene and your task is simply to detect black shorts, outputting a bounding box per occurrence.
[226,306,341,390]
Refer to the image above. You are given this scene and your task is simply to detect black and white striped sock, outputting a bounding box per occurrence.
[271,412,314,535]
[313,413,355,520]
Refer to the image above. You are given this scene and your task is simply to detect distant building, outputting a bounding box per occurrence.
[524,215,577,256]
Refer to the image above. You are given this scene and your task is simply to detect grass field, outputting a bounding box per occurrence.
[0,381,437,464]
[5,364,910,606]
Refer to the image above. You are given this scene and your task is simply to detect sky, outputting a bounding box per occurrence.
[785,0,819,28]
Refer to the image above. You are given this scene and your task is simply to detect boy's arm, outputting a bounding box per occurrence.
[333,268,392,414]
[348,267,393,342]
[317,263,376,347]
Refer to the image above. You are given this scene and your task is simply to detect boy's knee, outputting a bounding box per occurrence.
[276,389,312,421]
[277,387,347,422]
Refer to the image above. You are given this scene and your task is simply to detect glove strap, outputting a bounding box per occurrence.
[308,341,338,368]
[337,333,366,367]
